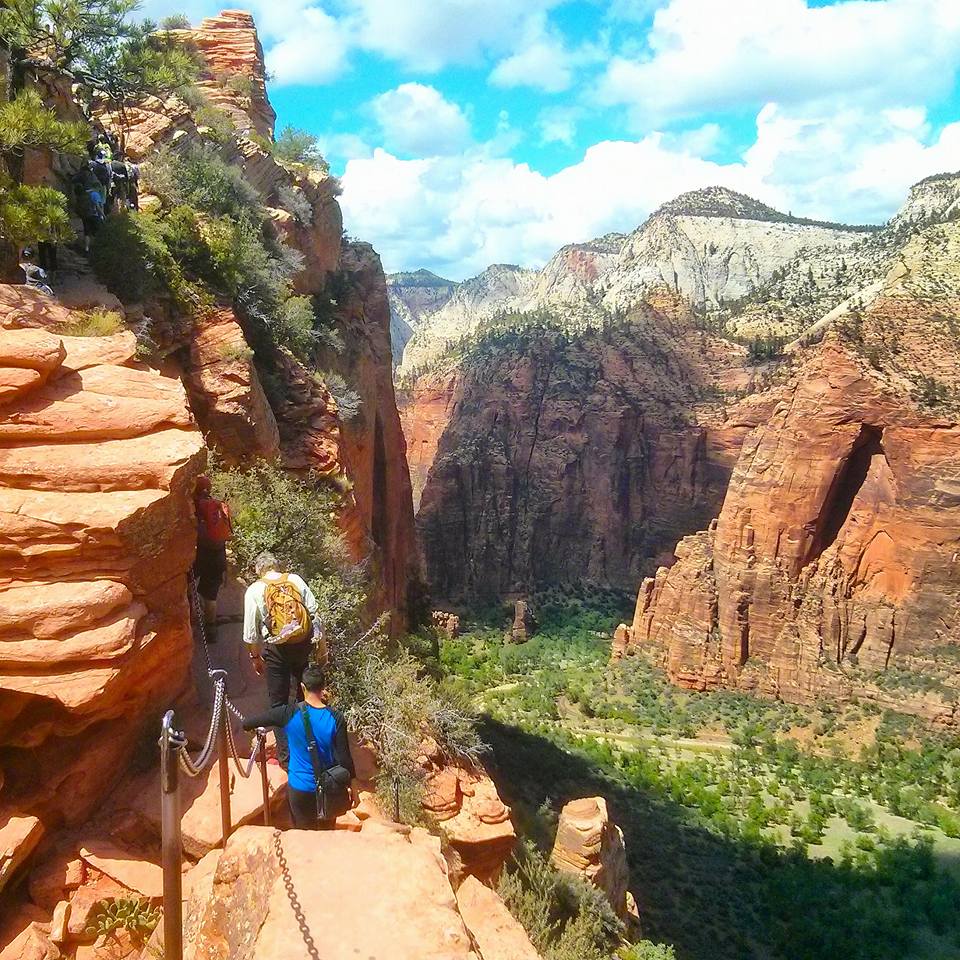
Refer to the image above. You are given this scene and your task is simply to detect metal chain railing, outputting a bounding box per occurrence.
[159,577,273,960]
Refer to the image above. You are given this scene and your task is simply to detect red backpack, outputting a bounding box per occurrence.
[197,496,233,547]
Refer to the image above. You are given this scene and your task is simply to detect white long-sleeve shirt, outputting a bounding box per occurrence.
[243,572,319,648]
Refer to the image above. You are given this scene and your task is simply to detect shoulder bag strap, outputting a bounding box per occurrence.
[298,702,330,821]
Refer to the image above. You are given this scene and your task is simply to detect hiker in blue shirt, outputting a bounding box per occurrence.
[243,664,356,829]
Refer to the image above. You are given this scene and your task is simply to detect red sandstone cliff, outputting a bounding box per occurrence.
[619,221,960,724]
[401,293,752,601]
[110,11,416,626]
[0,286,205,890]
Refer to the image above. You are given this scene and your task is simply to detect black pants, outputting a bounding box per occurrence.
[288,786,335,830]
[194,544,226,601]
[263,639,312,765]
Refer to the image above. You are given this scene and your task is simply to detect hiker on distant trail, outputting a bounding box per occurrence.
[243,664,356,829]
[194,475,233,640]
[243,552,328,768]
[72,164,106,251]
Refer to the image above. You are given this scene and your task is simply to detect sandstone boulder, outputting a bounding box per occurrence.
[550,797,631,921]
[184,307,279,464]
[183,825,480,960]
[456,875,542,960]
[0,298,205,891]
[509,600,537,644]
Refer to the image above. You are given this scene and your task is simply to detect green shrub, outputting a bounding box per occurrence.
[160,14,191,30]
[618,943,677,960]
[212,460,349,584]
[277,183,312,225]
[320,370,363,421]
[248,131,273,153]
[223,72,254,100]
[195,104,236,144]
[90,211,185,304]
[497,842,623,960]
[0,89,88,155]
[56,308,124,337]
[272,295,316,359]
[273,125,329,171]
[0,175,72,246]
[144,144,260,222]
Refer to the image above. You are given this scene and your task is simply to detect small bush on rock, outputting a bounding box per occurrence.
[498,842,623,960]
[320,370,363,422]
[277,184,312,225]
[56,309,123,337]
[273,125,329,171]
[90,211,185,305]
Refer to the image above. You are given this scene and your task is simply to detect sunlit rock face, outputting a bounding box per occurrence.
[0,287,205,888]
[622,220,960,726]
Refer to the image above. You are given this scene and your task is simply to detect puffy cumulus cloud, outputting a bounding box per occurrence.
[339,139,766,278]
[265,6,351,84]
[340,105,960,279]
[348,0,561,72]
[745,103,960,223]
[371,84,471,156]
[598,0,960,123]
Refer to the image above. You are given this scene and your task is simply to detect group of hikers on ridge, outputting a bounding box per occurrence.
[192,477,356,830]
[21,128,140,293]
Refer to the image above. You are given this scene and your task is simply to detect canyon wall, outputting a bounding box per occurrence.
[115,9,416,627]
[618,218,960,723]
[403,294,754,602]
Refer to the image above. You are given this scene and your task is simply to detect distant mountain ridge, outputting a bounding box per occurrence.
[393,185,884,377]
[651,186,879,231]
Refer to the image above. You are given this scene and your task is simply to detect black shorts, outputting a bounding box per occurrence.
[194,544,227,600]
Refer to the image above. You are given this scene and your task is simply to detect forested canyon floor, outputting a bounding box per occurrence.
[436,595,960,960]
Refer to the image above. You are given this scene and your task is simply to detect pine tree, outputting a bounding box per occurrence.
[0,2,200,120]
[0,89,86,271]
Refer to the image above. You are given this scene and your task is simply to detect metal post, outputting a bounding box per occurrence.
[160,711,183,960]
[257,728,271,828]
[393,775,401,823]
[217,708,232,846]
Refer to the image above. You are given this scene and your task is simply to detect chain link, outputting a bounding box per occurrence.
[177,675,226,778]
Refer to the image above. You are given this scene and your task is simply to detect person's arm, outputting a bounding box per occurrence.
[243,583,265,674]
[332,712,359,806]
[241,704,293,732]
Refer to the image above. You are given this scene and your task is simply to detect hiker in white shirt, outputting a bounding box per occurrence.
[243,552,327,767]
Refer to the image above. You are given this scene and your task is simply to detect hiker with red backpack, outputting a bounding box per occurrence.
[194,475,233,640]
[243,551,327,769]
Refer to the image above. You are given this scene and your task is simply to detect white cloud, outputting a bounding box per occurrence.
[598,0,960,123]
[265,6,351,84]
[370,84,471,156]
[348,0,560,71]
[490,37,573,93]
[745,103,960,223]
[341,104,960,279]
[340,138,765,278]
[537,106,582,146]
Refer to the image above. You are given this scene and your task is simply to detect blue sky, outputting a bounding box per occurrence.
[143,0,960,279]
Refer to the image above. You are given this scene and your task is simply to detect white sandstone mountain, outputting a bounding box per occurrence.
[393,180,960,377]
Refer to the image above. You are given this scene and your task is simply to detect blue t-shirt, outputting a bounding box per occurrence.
[284,705,338,793]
